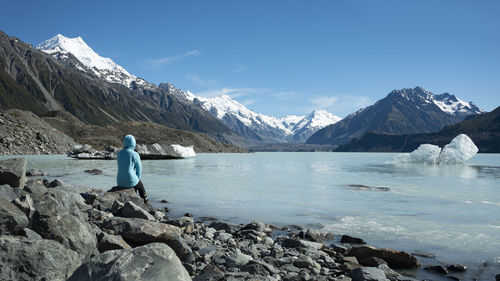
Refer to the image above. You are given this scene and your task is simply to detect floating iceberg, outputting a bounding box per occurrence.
[395,134,478,164]
[171,144,196,158]
[135,143,196,159]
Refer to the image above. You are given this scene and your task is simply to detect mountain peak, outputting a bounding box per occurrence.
[37,34,136,87]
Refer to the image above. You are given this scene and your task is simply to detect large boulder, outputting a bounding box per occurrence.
[93,187,152,212]
[0,196,28,235]
[0,236,81,281]
[101,217,193,262]
[350,267,390,281]
[0,157,27,187]
[121,201,155,221]
[97,232,132,253]
[68,243,192,281]
[30,189,98,257]
[349,245,420,269]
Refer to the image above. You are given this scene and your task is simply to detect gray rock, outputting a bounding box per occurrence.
[121,201,155,220]
[281,237,323,250]
[48,179,65,188]
[68,243,191,281]
[94,186,152,213]
[153,210,166,221]
[26,168,47,176]
[447,264,467,272]
[85,208,113,221]
[110,200,124,215]
[350,267,389,281]
[22,227,42,240]
[293,254,321,269]
[424,265,449,274]
[0,184,19,201]
[101,217,193,262]
[0,157,27,187]
[341,235,366,244]
[243,221,266,232]
[0,235,81,281]
[30,189,97,257]
[84,169,103,175]
[23,179,48,195]
[12,193,34,219]
[209,221,240,233]
[97,232,132,252]
[377,264,401,279]
[359,257,387,267]
[226,250,254,268]
[241,263,269,275]
[169,216,195,233]
[0,196,28,235]
[349,246,420,269]
[193,264,225,281]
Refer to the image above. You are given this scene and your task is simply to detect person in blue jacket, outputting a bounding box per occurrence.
[117,134,148,203]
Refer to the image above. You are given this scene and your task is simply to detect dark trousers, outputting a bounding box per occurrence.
[133,180,147,199]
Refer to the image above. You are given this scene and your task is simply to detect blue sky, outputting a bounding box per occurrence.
[1,0,499,117]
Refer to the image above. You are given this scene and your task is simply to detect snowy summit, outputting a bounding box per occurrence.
[37,34,147,87]
[160,83,342,142]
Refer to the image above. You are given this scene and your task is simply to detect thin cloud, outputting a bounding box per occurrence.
[308,94,371,117]
[195,88,261,98]
[146,49,201,66]
[273,91,297,99]
[231,66,248,73]
[185,74,216,87]
[241,99,256,106]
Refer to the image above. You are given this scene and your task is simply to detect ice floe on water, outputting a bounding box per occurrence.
[395,134,478,164]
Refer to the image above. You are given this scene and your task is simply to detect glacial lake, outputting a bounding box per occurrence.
[9,152,500,280]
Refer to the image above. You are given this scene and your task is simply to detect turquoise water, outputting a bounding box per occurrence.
[10,152,500,279]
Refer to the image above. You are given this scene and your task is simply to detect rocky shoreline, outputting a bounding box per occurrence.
[0,157,492,281]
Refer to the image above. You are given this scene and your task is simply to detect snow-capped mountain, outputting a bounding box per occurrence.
[159,83,341,143]
[36,34,150,88]
[307,86,483,146]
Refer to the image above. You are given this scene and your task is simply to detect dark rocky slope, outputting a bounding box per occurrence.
[336,106,500,153]
[0,109,75,155]
[307,87,481,146]
[42,110,246,153]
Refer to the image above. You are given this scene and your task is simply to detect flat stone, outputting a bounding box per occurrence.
[293,254,321,269]
[341,235,366,244]
[101,217,193,262]
[68,243,191,281]
[193,264,225,281]
[425,265,449,274]
[349,245,420,269]
[226,251,254,268]
[97,232,132,252]
[209,221,240,233]
[350,267,389,281]
[121,201,155,221]
[447,264,467,272]
[84,169,103,175]
[0,157,27,187]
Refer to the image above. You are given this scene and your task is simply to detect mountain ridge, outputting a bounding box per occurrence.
[335,105,500,153]
[306,86,482,146]
[159,83,341,143]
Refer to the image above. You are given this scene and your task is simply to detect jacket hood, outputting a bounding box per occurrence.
[123,135,136,149]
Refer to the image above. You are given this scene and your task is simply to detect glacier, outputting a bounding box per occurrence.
[395,134,478,164]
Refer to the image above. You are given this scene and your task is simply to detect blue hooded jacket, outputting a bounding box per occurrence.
[117,135,142,188]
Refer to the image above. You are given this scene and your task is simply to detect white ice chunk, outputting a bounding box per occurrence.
[436,134,478,164]
[171,144,196,158]
[395,144,441,164]
[394,134,478,164]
